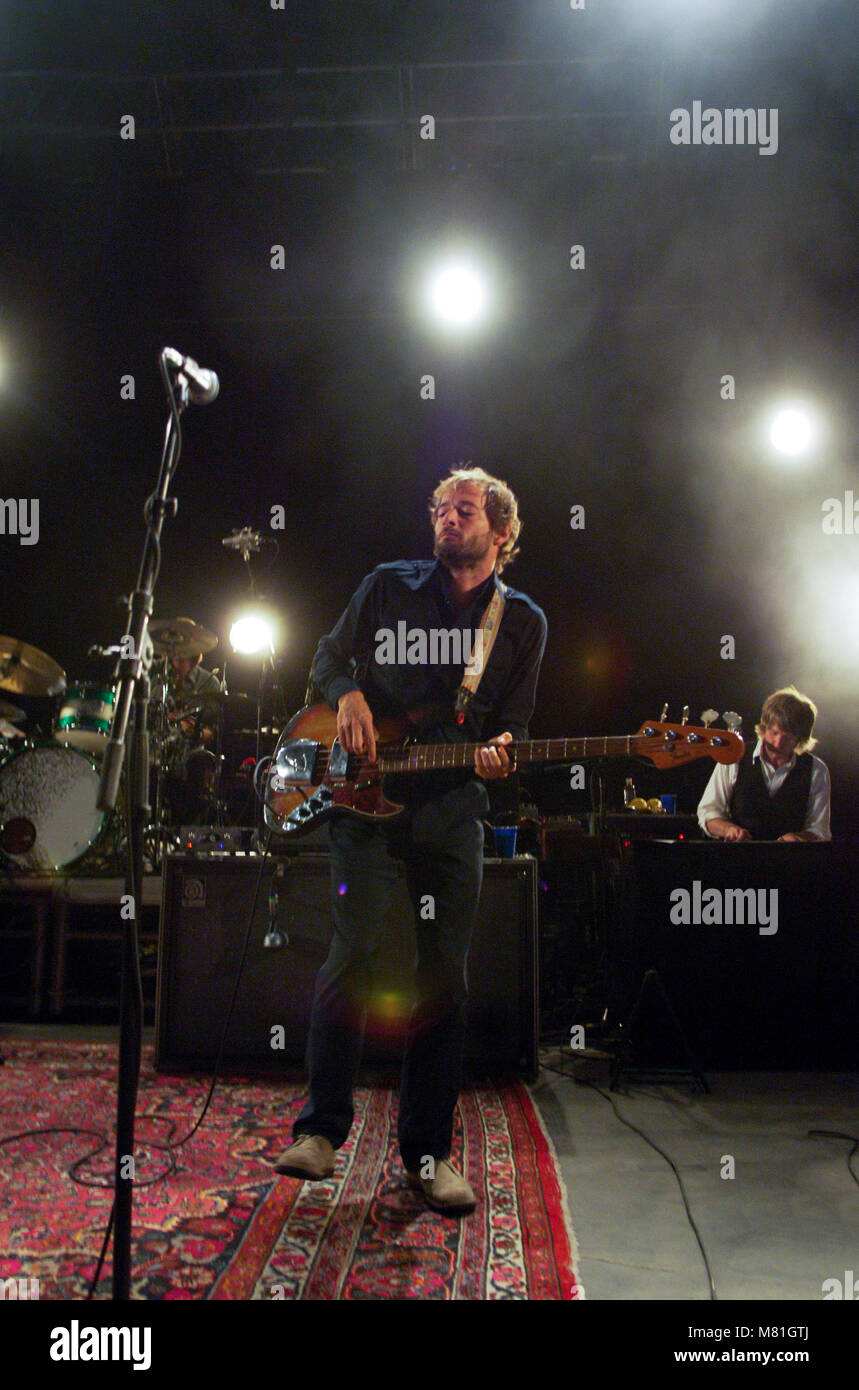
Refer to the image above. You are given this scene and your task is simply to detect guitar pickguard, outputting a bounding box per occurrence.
[265,705,409,835]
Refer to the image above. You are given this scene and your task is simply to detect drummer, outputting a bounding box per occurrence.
[149,618,223,826]
[149,618,223,747]
[165,653,222,746]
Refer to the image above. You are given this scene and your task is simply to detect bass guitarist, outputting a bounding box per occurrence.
[273,465,547,1213]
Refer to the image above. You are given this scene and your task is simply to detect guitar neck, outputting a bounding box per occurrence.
[376,736,635,773]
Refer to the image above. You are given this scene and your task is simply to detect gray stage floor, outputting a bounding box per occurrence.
[531,1051,859,1303]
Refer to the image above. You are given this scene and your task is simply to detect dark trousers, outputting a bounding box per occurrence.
[293,786,486,1171]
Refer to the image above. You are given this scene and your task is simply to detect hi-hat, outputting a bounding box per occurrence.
[0,636,67,697]
[151,618,218,658]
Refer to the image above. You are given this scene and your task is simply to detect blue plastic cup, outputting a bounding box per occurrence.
[659,795,678,815]
[492,826,518,857]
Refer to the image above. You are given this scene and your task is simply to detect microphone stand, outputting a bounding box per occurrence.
[213,661,227,828]
[96,358,189,1300]
[255,656,267,770]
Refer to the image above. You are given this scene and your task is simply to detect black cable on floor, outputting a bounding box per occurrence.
[0,1124,178,1188]
[541,1054,718,1300]
[83,834,275,1296]
[807,1129,859,1189]
[0,830,276,1297]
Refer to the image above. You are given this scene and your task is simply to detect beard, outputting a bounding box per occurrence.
[762,737,793,765]
[434,528,494,569]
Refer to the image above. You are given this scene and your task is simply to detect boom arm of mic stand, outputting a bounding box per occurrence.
[98,375,187,814]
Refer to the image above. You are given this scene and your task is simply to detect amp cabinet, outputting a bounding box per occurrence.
[155,853,538,1079]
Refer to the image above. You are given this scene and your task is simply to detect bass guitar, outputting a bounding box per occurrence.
[264,703,743,838]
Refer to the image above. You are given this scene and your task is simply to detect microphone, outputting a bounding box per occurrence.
[162,347,220,405]
[222,527,263,558]
[264,868,287,949]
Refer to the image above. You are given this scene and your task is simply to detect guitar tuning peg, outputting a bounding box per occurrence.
[681,705,689,725]
[722,710,742,734]
[700,708,718,728]
[660,702,669,721]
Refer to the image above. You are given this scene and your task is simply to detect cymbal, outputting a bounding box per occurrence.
[0,699,26,723]
[0,636,67,697]
[151,617,218,658]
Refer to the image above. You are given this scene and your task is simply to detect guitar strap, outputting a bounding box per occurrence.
[454,581,506,724]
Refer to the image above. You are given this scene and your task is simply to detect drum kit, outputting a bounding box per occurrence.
[0,622,279,874]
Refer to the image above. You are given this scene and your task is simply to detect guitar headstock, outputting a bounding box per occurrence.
[631,718,744,769]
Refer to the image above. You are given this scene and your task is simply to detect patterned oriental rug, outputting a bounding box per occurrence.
[0,1041,581,1301]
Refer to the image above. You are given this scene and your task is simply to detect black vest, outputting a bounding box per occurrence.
[731,744,813,839]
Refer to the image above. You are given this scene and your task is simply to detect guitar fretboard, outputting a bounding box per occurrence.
[309,736,655,775]
[376,736,646,771]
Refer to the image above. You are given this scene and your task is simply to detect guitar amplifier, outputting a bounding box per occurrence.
[155,853,538,1079]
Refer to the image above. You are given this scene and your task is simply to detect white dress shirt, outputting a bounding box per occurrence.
[697,739,831,840]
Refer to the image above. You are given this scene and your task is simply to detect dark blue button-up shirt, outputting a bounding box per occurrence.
[310,559,547,803]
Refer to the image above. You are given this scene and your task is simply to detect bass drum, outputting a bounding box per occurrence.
[0,742,106,872]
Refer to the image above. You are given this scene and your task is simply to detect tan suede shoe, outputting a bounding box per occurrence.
[273,1134,336,1180]
[406,1159,477,1214]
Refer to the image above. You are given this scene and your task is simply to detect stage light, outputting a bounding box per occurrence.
[769,405,817,458]
[428,261,488,326]
[229,614,274,656]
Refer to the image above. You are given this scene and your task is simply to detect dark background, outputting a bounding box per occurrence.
[1,1,856,827]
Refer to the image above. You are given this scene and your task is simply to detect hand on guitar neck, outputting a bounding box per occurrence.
[337,689,513,779]
[474,731,513,779]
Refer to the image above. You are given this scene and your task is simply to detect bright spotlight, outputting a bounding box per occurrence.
[230,614,274,656]
[428,262,487,326]
[769,406,816,457]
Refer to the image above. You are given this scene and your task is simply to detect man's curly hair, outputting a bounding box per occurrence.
[429,464,521,572]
